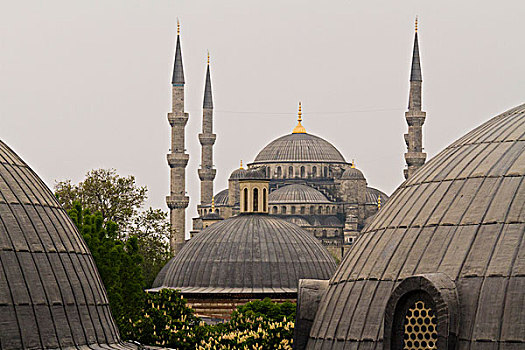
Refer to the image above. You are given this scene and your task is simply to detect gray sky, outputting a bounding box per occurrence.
[1,0,524,237]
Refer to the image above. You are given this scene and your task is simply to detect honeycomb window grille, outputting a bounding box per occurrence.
[403,300,438,349]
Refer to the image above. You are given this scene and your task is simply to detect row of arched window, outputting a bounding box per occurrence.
[272,165,332,179]
[272,205,337,215]
[201,208,220,216]
[242,187,267,212]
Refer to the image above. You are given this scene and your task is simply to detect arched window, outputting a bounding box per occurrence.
[262,188,267,211]
[289,166,294,178]
[273,206,278,214]
[326,206,330,214]
[332,207,336,214]
[291,206,296,214]
[322,229,327,237]
[312,166,317,177]
[300,206,305,214]
[300,166,305,178]
[281,206,287,214]
[243,188,248,212]
[276,166,282,178]
[318,206,323,214]
[216,209,220,214]
[323,167,328,177]
[253,188,259,212]
[310,206,315,215]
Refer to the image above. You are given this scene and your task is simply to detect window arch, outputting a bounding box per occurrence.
[300,206,306,214]
[276,166,282,178]
[310,206,315,215]
[300,166,305,178]
[262,188,267,212]
[243,188,248,212]
[312,166,317,177]
[384,274,459,350]
[323,167,328,177]
[273,206,278,214]
[291,206,296,214]
[253,188,259,212]
[318,206,323,214]
[281,206,287,214]
[289,166,294,178]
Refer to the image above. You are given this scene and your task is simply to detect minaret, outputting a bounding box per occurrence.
[166,19,189,255]
[198,52,217,205]
[403,17,427,180]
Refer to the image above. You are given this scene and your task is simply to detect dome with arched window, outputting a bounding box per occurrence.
[298,103,525,349]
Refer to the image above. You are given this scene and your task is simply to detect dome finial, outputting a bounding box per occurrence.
[177,18,180,35]
[415,16,418,33]
[240,160,244,169]
[292,101,306,134]
[211,196,215,212]
[351,159,356,168]
[377,195,381,210]
[207,50,210,65]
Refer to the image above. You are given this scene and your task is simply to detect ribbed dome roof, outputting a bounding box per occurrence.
[152,214,336,293]
[213,189,229,206]
[252,133,346,164]
[305,103,525,348]
[269,184,330,204]
[229,167,247,180]
[365,187,389,204]
[341,167,365,180]
[0,141,127,349]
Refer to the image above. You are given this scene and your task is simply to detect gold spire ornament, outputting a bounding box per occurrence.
[415,16,418,32]
[377,195,382,210]
[211,196,215,212]
[351,159,356,169]
[292,102,306,134]
[240,160,244,169]
[207,51,210,65]
[177,18,180,35]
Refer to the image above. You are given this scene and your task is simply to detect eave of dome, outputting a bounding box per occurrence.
[252,133,347,164]
[269,184,331,204]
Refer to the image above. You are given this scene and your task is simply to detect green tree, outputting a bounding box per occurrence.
[55,168,147,235]
[67,201,145,328]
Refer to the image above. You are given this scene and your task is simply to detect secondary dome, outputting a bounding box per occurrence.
[252,133,346,164]
[0,141,127,349]
[269,184,331,204]
[302,103,525,349]
[153,214,336,293]
[341,167,365,180]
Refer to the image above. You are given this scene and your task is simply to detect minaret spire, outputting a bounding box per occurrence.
[403,17,427,179]
[198,51,217,205]
[167,20,190,255]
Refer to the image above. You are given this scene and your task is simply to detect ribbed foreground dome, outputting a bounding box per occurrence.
[305,103,525,349]
[153,214,336,293]
[0,141,131,349]
[269,184,331,204]
[253,133,346,164]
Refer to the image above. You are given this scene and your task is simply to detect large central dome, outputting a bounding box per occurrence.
[252,133,347,164]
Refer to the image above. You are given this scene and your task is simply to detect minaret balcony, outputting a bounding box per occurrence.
[166,195,190,209]
[405,111,426,126]
[168,112,189,126]
[198,168,217,181]
[167,153,189,167]
[404,152,427,166]
[198,133,217,145]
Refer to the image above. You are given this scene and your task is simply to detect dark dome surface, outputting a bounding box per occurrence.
[341,167,365,180]
[306,103,525,348]
[213,189,229,206]
[0,141,131,349]
[154,214,336,293]
[252,133,346,164]
[229,167,247,180]
[269,184,331,204]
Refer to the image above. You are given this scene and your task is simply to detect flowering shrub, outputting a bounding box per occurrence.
[123,291,295,349]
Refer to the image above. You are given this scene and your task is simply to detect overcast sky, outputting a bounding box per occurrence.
[1,0,524,237]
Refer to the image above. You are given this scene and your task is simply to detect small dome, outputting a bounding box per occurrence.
[229,167,247,180]
[253,133,346,164]
[244,167,268,180]
[0,140,126,348]
[323,216,341,226]
[153,214,336,293]
[365,187,389,204]
[269,184,331,204]
[305,103,525,348]
[213,189,229,206]
[341,167,365,180]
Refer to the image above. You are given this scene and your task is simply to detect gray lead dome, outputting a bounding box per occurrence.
[253,133,346,164]
[304,103,525,349]
[0,141,131,349]
[153,214,336,293]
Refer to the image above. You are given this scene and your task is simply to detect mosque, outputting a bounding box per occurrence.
[164,20,433,260]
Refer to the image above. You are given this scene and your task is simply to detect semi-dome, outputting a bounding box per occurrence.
[0,140,128,349]
[341,167,365,180]
[269,184,331,204]
[153,214,336,293]
[252,133,347,164]
[302,103,525,349]
[213,188,229,206]
[365,187,389,204]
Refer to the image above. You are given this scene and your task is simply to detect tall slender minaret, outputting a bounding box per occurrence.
[166,20,189,255]
[404,17,427,179]
[198,52,216,205]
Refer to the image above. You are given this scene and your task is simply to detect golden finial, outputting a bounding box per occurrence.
[292,101,306,134]
[240,160,244,169]
[177,18,180,35]
[351,159,355,169]
[415,16,418,33]
[377,195,381,210]
[211,196,215,212]
[207,51,210,65]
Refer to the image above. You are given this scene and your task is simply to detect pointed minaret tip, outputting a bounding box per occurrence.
[177,18,180,35]
[410,17,422,82]
[207,50,210,65]
[172,18,185,85]
[415,16,418,33]
[203,52,213,108]
[292,101,306,134]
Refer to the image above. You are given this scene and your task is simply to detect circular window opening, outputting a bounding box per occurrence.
[403,299,437,349]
